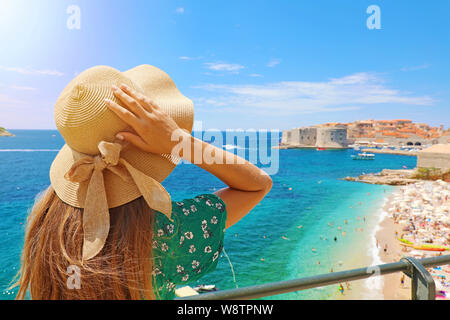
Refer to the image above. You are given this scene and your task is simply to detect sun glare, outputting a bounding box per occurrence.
[0,0,20,32]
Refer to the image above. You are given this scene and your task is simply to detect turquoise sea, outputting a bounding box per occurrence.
[0,130,417,299]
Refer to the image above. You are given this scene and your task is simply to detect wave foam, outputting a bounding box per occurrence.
[363,195,391,300]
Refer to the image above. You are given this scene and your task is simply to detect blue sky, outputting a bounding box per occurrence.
[0,0,449,130]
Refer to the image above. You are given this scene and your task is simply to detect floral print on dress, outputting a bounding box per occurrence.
[166,224,175,234]
[151,193,227,300]
[192,260,200,269]
[161,243,169,252]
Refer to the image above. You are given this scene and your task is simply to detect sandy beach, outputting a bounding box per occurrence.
[376,199,411,300]
[338,180,450,300]
[375,181,449,300]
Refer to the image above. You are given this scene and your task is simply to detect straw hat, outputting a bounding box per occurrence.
[49,65,194,261]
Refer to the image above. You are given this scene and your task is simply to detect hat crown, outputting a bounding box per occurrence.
[55,66,138,155]
[50,64,194,212]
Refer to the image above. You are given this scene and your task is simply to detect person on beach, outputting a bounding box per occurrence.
[400,274,405,288]
[338,283,344,295]
[12,65,272,300]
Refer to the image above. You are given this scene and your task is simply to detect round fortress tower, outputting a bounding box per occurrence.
[316,127,348,148]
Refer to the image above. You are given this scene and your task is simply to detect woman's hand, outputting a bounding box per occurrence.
[105,84,187,155]
[106,83,272,229]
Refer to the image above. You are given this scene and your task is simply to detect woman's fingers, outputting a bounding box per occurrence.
[105,98,141,129]
[119,84,159,112]
[112,85,147,117]
[116,131,150,152]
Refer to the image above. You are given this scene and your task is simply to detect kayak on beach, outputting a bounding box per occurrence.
[397,238,449,251]
[413,246,447,252]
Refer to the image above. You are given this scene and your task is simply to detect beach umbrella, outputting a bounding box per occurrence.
[438,180,447,187]
[443,217,450,225]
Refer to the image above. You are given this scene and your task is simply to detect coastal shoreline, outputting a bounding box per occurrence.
[340,181,450,300]
[361,148,418,157]
[371,181,449,300]
[336,189,394,300]
[376,190,411,299]
[274,145,349,150]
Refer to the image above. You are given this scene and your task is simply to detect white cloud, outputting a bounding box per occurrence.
[176,7,184,14]
[204,62,244,73]
[193,72,434,115]
[400,63,431,72]
[249,73,264,78]
[267,58,282,68]
[9,85,37,91]
[0,66,64,76]
[179,56,203,61]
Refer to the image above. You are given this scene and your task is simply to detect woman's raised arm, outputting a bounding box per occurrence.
[106,84,272,229]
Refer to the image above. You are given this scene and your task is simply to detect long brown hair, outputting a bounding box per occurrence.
[12,186,156,300]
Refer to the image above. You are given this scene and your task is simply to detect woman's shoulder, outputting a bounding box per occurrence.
[172,194,226,217]
[153,193,227,238]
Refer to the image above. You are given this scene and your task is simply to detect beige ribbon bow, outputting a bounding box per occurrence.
[64,141,172,261]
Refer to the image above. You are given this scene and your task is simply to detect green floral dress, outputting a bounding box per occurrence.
[151,194,227,300]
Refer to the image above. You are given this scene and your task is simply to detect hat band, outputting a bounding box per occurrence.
[64,141,172,261]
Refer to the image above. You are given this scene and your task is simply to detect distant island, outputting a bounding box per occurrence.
[0,127,14,137]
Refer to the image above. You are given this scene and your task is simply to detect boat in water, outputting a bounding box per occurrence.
[193,284,218,293]
[316,147,326,151]
[351,152,375,160]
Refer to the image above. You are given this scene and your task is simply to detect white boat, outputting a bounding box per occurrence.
[351,152,375,160]
[193,284,218,293]
[348,144,361,150]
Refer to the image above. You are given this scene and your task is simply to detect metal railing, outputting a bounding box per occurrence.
[177,254,450,300]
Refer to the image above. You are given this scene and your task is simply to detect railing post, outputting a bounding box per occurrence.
[401,257,436,300]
